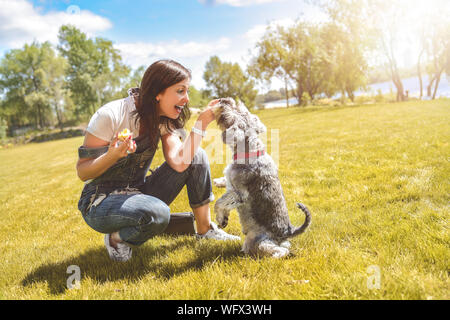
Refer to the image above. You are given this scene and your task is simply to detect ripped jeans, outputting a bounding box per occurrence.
[78,144,214,246]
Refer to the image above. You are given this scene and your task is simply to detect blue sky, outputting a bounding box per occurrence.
[30,0,307,42]
[0,0,325,90]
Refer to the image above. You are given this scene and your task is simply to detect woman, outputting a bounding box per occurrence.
[76,59,239,262]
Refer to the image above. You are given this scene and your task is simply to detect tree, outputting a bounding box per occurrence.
[0,42,68,130]
[424,20,450,99]
[249,19,367,105]
[115,65,146,100]
[317,0,450,101]
[203,56,257,109]
[283,22,332,104]
[46,53,70,129]
[316,0,408,101]
[188,86,210,109]
[58,25,130,118]
[248,25,294,107]
[320,23,368,101]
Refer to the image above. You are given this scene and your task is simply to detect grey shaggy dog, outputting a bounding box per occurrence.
[212,97,311,258]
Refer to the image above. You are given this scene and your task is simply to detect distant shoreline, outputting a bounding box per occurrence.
[260,74,449,109]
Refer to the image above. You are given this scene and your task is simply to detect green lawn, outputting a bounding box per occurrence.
[0,99,449,299]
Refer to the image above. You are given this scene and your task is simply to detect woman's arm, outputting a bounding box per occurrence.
[76,132,136,181]
[161,101,217,173]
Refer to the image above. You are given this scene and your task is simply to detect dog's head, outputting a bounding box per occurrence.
[213,97,266,147]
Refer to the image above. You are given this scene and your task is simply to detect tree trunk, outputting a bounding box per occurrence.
[37,103,43,129]
[417,51,424,99]
[296,81,304,107]
[54,105,64,131]
[432,69,444,100]
[346,86,355,102]
[340,90,346,104]
[392,74,406,101]
[382,34,406,102]
[34,112,38,130]
[427,76,436,97]
[284,76,290,108]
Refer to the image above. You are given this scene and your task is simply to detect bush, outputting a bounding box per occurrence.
[314,98,340,107]
[0,118,8,142]
[300,92,312,106]
[355,94,375,105]
[374,89,385,103]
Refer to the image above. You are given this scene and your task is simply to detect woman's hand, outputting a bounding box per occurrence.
[107,133,136,160]
[197,99,219,130]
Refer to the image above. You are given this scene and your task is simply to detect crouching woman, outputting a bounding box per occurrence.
[76,59,239,262]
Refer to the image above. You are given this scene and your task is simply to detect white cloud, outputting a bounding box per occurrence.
[244,18,296,43]
[115,38,232,89]
[115,37,231,67]
[199,0,286,6]
[115,19,297,91]
[0,0,112,48]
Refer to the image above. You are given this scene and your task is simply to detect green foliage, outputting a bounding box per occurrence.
[0,42,69,130]
[375,89,384,103]
[300,92,312,106]
[114,65,146,100]
[256,90,287,104]
[0,117,7,141]
[249,20,368,105]
[187,85,210,109]
[58,25,130,117]
[204,56,258,109]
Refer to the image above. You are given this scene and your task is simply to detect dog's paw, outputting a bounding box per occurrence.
[279,241,291,249]
[213,177,227,188]
[272,247,290,259]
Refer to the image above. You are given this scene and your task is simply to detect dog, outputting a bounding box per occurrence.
[212,97,311,258]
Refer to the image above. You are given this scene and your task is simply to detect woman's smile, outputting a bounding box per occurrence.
[175,104,184,114]
[157,78,190,119]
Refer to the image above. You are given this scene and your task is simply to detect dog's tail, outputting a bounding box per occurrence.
[290,202,312,237]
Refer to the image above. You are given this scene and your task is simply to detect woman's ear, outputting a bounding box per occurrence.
[156,91,163,102]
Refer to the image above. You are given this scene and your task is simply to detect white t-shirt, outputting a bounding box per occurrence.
[86,96,139,142]
[86,95,185,142]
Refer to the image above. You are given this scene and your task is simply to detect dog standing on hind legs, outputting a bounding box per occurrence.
[212,97,311,258]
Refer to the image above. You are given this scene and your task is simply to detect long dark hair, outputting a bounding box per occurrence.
[132,59,191,151]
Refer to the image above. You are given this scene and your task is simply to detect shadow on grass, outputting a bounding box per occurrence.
[21,236,242,295]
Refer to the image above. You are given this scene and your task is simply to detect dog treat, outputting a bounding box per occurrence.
[118,128,132,141]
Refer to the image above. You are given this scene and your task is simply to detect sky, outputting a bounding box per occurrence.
[0,0,326,91]
[2,0,447,92]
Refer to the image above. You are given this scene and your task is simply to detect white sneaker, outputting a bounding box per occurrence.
[196,222,241,241]
[104,234,132,262]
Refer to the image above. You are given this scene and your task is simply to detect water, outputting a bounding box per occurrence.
[357,74,450,98]
[261,74,450,109]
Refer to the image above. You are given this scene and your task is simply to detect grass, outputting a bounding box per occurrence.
[0,99,449,300]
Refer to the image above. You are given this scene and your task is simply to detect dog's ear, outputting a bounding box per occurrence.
[251,114,266,134]
[236,100,250,115]
[213,97,237,126]
[211,101,222,118]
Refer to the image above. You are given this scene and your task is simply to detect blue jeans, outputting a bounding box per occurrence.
[78,147,214,246]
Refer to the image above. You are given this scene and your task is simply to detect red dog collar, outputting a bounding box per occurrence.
[233,150,265,161]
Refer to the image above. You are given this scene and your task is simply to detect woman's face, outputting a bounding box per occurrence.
[156,78,190,119]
